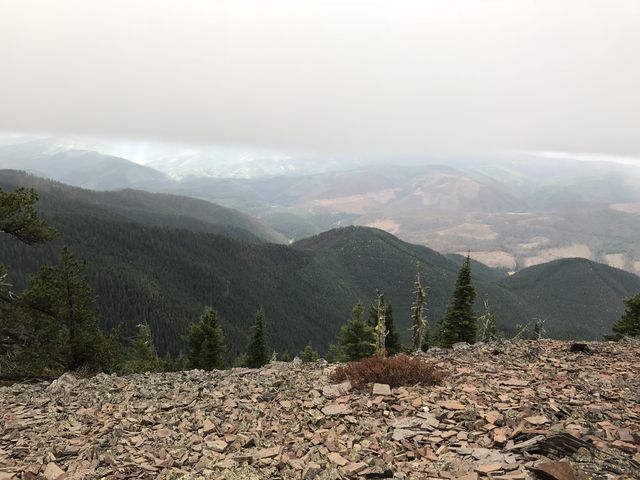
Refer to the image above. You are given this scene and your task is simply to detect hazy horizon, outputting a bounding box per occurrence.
[1,1,639,158]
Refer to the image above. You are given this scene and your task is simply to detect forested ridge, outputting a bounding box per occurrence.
[2,170,640,366]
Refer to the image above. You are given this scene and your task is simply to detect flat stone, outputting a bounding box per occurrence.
[457,474,478,480]
[344,462,368,475]
[372,383,392,396]
[303,462,322,479]
[327,452,349,466]
[44,463,65,480]
[501,378,529,387]
[203,418,216,434]
[209,439,228,453]
[321,404,352,416]
[610,440,636,453]
[528,461,581,480]
[439,400,466,410]
[475,462,503,473]
[392,428,419,441]
[254,446,280,459]
[155,428,173,438]
[322,381,352,398]
[391,417,422,429]
[524,415,548,425]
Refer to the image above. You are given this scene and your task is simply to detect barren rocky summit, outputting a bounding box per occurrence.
[1,340,639,479]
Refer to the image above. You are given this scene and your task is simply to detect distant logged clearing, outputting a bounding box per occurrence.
[465,251,516,269]
[604,253,627,270]
[610,203,640,214]
[522,244,593,267]
[437,223,497,240]
[309,188,398,214]
[364,218,401,235]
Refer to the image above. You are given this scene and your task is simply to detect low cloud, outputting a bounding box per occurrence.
[1,0,639,156]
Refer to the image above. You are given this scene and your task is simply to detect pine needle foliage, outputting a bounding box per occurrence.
[339,303,375,361]
[439,254,477,348]
[124,323,160,373]
[606,292,640,340]
[186,307,226,370]
[299,341,320,363]
[246,307,269,368]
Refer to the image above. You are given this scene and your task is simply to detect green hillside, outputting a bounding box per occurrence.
[0,140,172,190]
[0,170,287,244]
[1,174,638,361]
[502,258,640,339]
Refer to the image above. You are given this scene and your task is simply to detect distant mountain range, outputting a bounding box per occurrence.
[3,137,640,276]
[1,170,638,360]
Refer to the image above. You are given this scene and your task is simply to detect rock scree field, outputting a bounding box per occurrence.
[1,340,639,479]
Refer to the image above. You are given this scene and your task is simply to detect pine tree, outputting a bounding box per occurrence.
[299,341,320,363]
[125,323,160,373]
[410,263,428,352]
[246,308,269,368]
[606,293,640,340]
[478,298,500,342]
[20,246,108,371]
[421,325,433,352]
[439,254,477,348]
[339,303,375,361]
[324,343,340,363]
[1,187,55,371]
[383,304,401,355]
[0,187,56,244]
[186,307,225,370]
[279,351,292,362]
[233,353,248,368]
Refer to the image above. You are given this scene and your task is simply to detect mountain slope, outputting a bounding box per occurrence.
[0,139,172,190]
[502,258,640,339]
[0,170,288,244]
[2,177,638,360]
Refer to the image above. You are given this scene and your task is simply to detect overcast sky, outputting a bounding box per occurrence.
[1,0,639,157]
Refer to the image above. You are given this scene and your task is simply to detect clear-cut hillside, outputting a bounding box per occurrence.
[1,340,638,479]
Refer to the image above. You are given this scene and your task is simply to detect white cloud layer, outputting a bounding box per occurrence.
[1,0,639,156]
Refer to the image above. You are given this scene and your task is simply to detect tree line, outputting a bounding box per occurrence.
[1,187,638,376]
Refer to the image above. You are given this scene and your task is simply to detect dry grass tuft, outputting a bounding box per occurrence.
[330,354,446,389]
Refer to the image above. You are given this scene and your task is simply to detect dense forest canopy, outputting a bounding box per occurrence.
[1,170,640,369]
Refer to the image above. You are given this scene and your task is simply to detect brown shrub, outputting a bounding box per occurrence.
[330,354,446,389]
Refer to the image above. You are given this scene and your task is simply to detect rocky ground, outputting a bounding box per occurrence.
[1,340,639,480]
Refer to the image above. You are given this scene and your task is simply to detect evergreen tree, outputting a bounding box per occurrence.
[0,187,56,244]
[246,308,269,368]
[421,325,433,352]
[20,246,108,371]
[339,303,375,361]
[606,292,640,340]
[1,187,56,370]
[478,298,500,342]
[439,254,477,348]
[410,263,428,352]
[324,343,340,363]
[299,341,320,363]
[185,307,225,370]
[383,304,401,355]
[279,350,292,362]
[124,323,160,373]
[233,353,248,368]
